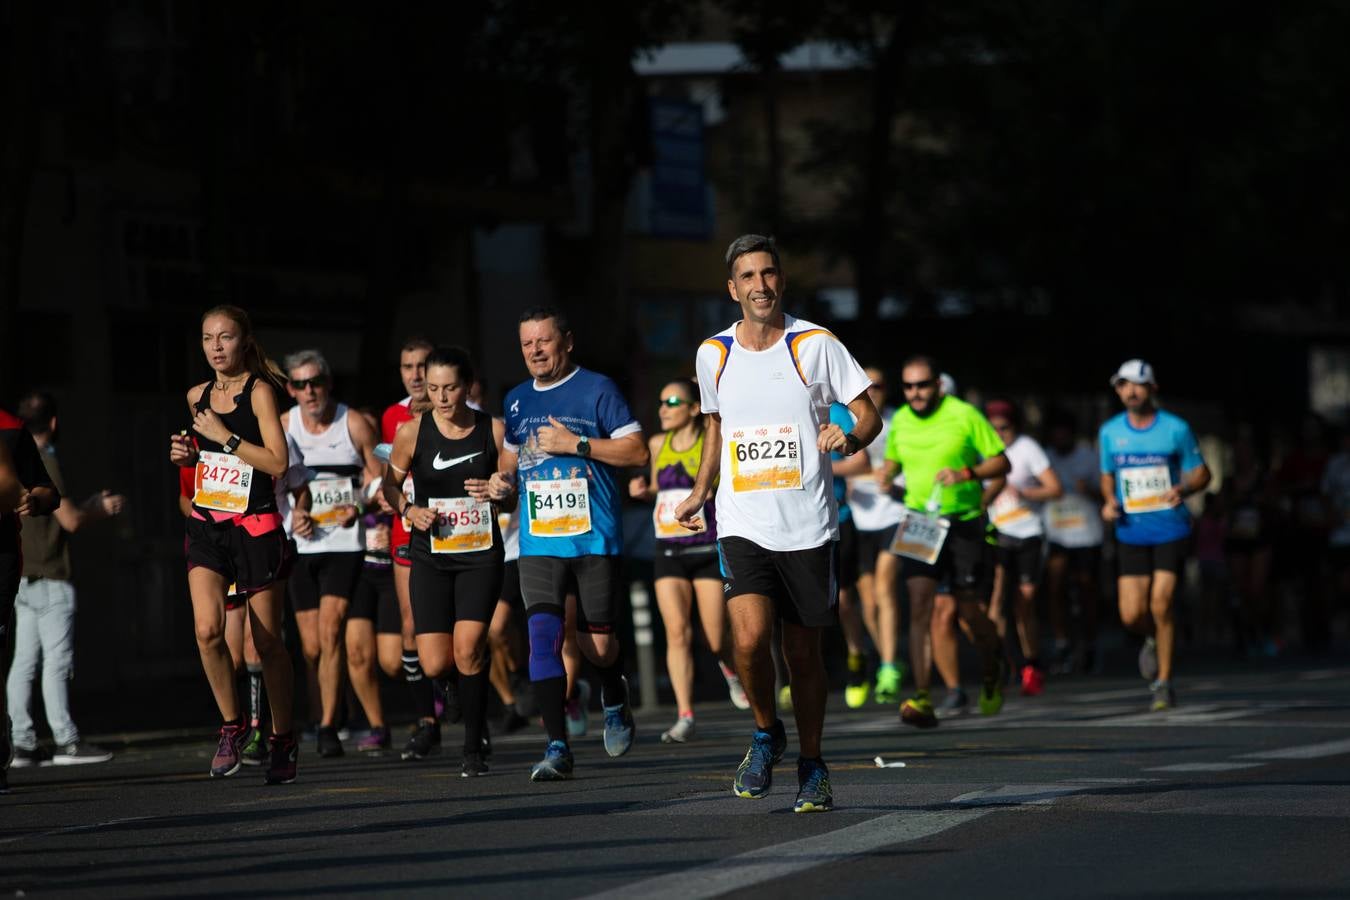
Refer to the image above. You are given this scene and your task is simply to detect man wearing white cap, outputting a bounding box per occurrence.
[1098,360,1210,711]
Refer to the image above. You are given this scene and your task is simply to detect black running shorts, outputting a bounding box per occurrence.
[995,534,1044,585]
[186,517,291,596]
[410,561,502,633]
[900,514,993,595]
[856,523,899,575]
[517,555,620,633]
[836,517,860,586]
[653,542,721,582]
[1047,543,1101,575]
[716,537,838,628]
[350,565,401,635]
[1117,538,1189,577]
[289,551,363,612]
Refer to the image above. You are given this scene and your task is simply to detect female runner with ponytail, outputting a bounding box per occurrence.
[169,305,299,784]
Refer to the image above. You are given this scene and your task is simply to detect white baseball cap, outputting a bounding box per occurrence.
[1110,359,1155,387]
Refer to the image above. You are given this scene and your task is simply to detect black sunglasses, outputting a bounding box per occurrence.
[901,379,935,391]
[659,396,692,408]
[289,376,328,390]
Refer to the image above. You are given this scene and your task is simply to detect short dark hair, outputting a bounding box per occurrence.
[900,355,939,379]
[725,234,781,275]
[17,391,56,436]
[424,346,476,386]
[519,306,571,336]
[400,336,435,355]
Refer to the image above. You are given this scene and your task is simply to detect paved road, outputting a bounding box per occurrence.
[4,663,1350,898]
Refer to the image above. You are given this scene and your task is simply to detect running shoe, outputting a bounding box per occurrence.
[210,723,248,777]
[601,676,635,758]
[565,680,591,738]
[357,726,391,754]
[462,750,489,777]
[1050,640,1073,675]
[777,684,793,712]
[401,719,442,761]
[264,732,299,785]
[1020,664,1045,697]
[935,687,969,718]
[10,746,51,768]
[661,717,696,744]
[900,690,938,729]
[316,725,344,758]
[501,708,529,734]
[1149,680,1175,712]
[529,740,574,781]
[845,652,870,709]
[240,729,268,766]
[733,721,787,799]
[873,663,900,705]
[1138,637,1159,681]
[793,757,834,813]
[512,674,539,718]
[726,675,750,711]
[979,659,1008,717]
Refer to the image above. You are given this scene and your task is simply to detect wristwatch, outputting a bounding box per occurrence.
[843,433,862,456]
[575,435,592,458]
[222,433,242,454]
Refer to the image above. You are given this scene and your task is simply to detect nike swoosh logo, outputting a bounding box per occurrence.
[432,451,482,470]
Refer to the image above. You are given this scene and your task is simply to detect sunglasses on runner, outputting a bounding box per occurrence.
[659,396,692,408]
[289,376,328,390]
[901,379,935,391]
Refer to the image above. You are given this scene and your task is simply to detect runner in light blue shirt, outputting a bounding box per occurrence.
[1098,359,1210,714]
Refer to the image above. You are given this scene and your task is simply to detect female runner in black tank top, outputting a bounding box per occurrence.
[383,347,516,776]
[168,305,299,784]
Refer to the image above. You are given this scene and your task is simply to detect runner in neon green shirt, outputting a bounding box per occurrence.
[881,355,1010,727]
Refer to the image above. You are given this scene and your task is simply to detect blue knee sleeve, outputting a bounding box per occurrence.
[527,608,566,681]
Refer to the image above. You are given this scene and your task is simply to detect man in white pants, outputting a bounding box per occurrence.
[8,392,125,767]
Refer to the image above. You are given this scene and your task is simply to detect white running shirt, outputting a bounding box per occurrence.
[849,406,905,531]
[1044,442,1104,548]
[695,315,871,552]
[989,434,1052,540]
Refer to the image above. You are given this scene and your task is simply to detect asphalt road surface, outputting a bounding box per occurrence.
[4,662,1349,898]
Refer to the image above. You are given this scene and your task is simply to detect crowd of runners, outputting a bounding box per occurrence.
[2,233,1348,808]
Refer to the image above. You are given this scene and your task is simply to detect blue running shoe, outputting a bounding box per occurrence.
[530,740,574,782]
[793,757,834,813]
[733,721,787,799]
[601,676,635,758]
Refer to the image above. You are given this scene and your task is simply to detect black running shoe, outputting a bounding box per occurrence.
[264,732,299,785]
[401,720,442,761]
[501,709,529,734]
[317,725,344,758]
[461,751,489,777]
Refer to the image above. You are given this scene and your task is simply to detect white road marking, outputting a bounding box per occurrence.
[949,780,1149,807]
[1145,762,1265,773]
[1235,737,1350,761]
[584,808,991,900]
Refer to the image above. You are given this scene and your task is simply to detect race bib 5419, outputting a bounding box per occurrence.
[527,478,592,537]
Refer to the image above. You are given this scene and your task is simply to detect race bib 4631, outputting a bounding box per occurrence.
[309,476,355,528]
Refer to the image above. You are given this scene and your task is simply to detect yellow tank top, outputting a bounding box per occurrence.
[654,429,704,483]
